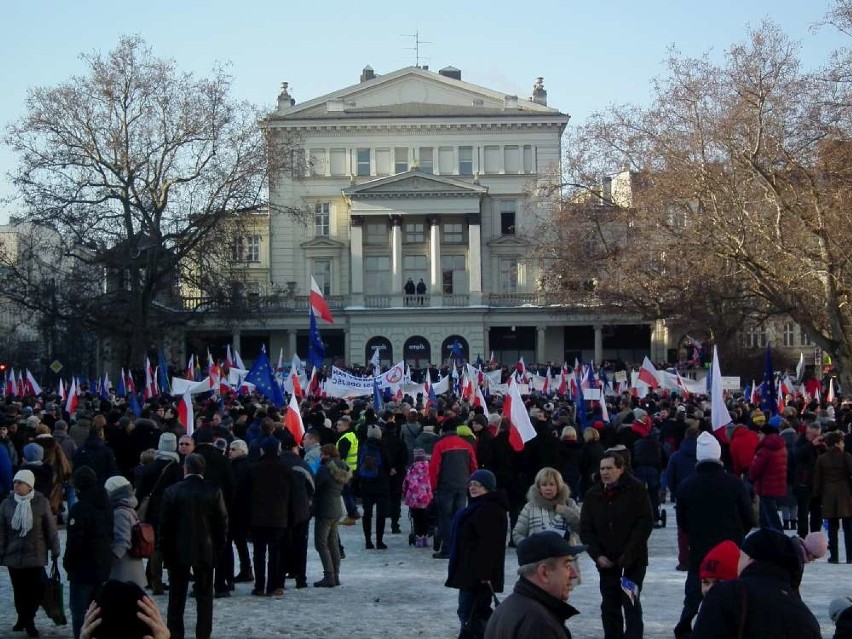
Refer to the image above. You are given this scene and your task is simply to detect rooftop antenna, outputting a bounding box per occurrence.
[402,30,431,68]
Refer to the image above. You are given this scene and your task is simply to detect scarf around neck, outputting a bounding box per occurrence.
[12,491,35,538]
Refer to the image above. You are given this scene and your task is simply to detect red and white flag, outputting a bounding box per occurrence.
[185,355,194,381]
[675,370,690,399]
[178,390,194,437]
[291,370,303,400]
[5,369,14,397]
[638,357,660,389]
[307,368,320,397]
[144,358,155,400]
[284,393,305,445]
[65,377,78,415]
[58,379,66,402]
[310,276,334,324]
[25,369,41,396]
[474,386,490,420]
[502,378,537,452]
[225,345,234,369]
[827,378,836,404]
[542,367,551,395]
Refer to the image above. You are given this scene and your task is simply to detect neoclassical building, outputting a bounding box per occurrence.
[186,65,669,368]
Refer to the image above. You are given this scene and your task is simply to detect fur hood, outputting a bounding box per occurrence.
[526,482,570,508]
[327,458,352,485]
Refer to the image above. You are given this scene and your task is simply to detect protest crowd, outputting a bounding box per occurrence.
[0,348,851,639]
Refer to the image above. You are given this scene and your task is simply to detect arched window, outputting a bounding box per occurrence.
[441,335,469,363]
[403,335,432,370]
[365,336,393,368]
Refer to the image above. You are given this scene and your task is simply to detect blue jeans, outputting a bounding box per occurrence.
[66,483,78,511]
[70,583,97,639]
[342,482,358,518]
[759,496,783,531]
[435,488,468,552]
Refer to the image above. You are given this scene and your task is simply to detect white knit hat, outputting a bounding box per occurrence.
[696,431,722,462]
[13,469,35,489]
[104,475,131,494]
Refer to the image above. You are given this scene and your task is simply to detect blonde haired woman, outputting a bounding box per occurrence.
[512,467,581,544]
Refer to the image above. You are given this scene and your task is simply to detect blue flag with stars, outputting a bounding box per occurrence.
[373,375,383,412]
[128,392,142,417]
[308,308,325,370]
[245,345,285,407]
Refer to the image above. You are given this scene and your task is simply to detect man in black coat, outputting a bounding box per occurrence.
[793,422,826,538]
[580,451,653,639]
[193,428,235,597]
[381,418,408,534]
[692,528,821,639]
[159,453,228,639]
[673,431,754,638]
[276,430,314,589]
[64,465,113,639]
[485,532,584,639]
[72,423,119,486]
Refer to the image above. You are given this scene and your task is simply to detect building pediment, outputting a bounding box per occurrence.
[344,171,487,200]
[487,235,530,248]
[299,237,345,250]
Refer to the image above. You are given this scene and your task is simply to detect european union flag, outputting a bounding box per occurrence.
[128,392,142,417]
[451,339,464,362]
[373,375,382,412]
[245,345,285,407]
[475,354,483,368]
[157,349,170,395]
[116,374,126,398]
[308,309,325,370]
[760,345,777,415]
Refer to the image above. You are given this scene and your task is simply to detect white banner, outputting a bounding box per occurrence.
[170,376,214,396]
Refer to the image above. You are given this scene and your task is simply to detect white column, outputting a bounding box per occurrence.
[287,329,297,359]
[468,215,482,305]
[536,326,547,364]
[594,324,603,365]
[350,216,364,305]
[390,216,403,303]
[232,329,241,356]
[429,217,442,307]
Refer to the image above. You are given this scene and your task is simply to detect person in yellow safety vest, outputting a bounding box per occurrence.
[336,417,361,525]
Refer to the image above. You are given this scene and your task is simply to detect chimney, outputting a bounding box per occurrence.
[438,66,461,81]
[531,77,547,106]
[277,82,295,113]
[360,65,375,82]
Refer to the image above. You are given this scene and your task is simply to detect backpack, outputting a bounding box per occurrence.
[359,444,383,480]
[123,507,155,559]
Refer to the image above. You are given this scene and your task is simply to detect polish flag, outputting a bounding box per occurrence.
[25,369,42,396]
[638,357,660,389]
[58,379,66,402]
[489,351,497,366]
[185,354,194,381]
[17,371,25,397]
[394,386,403,402]
[462,374,474,401]
[675,370,690,400]
[178,390,194,436]
[557,366,568,396]
[310,276,334,324]
[600,395,610,423]
[827,378,836,404]
[144,358,155,400]
[502,378,537,452]
[5,369,14,397]
[284,393,305,445]
[65,377,78,415]
[307,368,320,398]
[474,386,490,420]
[516,357,527,383]
[542,367,551,395]
[225,345,234,369]
[234,349,246,370]
[291,370,303,400]
[750,380,760,405]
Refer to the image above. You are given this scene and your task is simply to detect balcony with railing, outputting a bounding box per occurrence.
[179,290,587,312]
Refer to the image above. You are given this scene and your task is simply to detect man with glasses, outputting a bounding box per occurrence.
[178,436,195,459]
[580,451,653,639]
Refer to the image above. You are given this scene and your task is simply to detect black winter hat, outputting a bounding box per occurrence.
[72,465,97,492]
[517,531,586,566]
[741,528,803,580]
[92,580,149,639]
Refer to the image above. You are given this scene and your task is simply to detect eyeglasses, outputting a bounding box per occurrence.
[179,442,193,446]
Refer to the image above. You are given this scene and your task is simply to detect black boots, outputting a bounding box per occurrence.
[313,572,336,588]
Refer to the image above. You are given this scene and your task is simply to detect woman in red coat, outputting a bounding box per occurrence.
[729,424,760,478]
[749,418,788,531]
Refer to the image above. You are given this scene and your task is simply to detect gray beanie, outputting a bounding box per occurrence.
[367,424,383,440]
[158,432,178,454]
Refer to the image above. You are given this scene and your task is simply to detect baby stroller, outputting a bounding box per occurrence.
[408,500,439,548]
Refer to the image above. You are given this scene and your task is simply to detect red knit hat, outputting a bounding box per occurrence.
[700,540,740,581]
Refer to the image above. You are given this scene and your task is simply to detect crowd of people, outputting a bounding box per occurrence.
[0,368,851,638]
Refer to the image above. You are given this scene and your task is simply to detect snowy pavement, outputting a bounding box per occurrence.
[0,505,846,638]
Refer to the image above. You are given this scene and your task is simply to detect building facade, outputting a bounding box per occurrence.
[186,66,669,368]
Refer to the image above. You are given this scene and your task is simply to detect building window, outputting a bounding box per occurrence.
[500,258,519,293]
[395,147,409,173]
[246,236,260,262]
[404,223,425,244]
[523,145,534,173]
[419,147,433,174]
[483,146,500,173]
[365,256,390,294]
[458,146,473,175]
[500,200,516,235]
[330,148,346,176]
[309,148,326,176]
[375,149,391,176]
[441,254,465,294]
[504,145,520,173]
[782,322,795,347]
[314,203,330,237]
[313,260,331,296]
[443,223,464,244]
[356,148,371,176]
[365,222,387,246]
[800,326,815,346]
[233,236,260,262]
[403,255,427,287]
[438,147,453,174]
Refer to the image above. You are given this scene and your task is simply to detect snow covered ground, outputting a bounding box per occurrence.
[0,505,846,638]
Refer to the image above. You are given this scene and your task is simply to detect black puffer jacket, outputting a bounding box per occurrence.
[580,474,653,568]
[691,562,821,639]
[64,485,113,585]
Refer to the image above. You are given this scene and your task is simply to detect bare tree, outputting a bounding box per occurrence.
[538,10,852,388]
[3,36,297,367]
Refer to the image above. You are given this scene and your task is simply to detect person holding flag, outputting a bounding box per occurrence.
[580,451,654,639]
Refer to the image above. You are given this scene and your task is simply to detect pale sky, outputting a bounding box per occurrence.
[0,0,846,221]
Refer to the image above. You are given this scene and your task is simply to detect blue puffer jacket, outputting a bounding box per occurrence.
[666,436,697,496]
